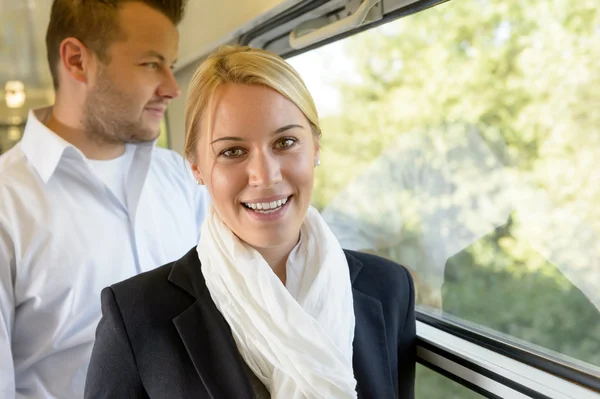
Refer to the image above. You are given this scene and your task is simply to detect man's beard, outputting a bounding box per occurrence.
[82,69,159,145]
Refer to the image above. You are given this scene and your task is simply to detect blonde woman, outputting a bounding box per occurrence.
[85,45,416,399]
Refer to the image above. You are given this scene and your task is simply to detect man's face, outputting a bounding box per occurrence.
[83,2,180,144]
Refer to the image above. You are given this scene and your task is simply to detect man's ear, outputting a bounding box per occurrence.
[59,37,93,85]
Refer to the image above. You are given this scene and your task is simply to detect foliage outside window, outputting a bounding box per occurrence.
[157,117,169,149]
[289,0,600,395]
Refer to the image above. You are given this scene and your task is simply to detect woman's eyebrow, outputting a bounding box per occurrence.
[210,124,304,144]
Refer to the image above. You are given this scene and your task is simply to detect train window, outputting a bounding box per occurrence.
[157,117,170,149]
[416,364,484,399]
[0,126,23,155]
[288,0,600,376]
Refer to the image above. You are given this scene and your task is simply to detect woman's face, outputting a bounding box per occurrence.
[191,83,319,252]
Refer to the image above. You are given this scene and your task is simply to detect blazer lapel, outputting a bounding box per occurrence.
[169,249,255,399]
[345,251,396,399]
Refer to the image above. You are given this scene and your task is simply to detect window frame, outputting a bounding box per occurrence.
[237,0,600,395]
[418,312,600,394]
[417,321,600,398]
[239,0,450,58]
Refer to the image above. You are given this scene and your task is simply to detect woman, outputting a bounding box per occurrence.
[85,45,416,399]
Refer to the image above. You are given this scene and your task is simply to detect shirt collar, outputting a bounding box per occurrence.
[20,107,80,183]
[20,106,158,183]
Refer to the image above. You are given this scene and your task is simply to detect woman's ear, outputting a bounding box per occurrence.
[313,138,321,167]
[190,161,204,185]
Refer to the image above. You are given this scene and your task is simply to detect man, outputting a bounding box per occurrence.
[0,1,208,397]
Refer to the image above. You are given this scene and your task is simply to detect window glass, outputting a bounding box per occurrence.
[416,364,484,399]
[0,125,23,155]
[157,117,170,149]
[288,0,600,371]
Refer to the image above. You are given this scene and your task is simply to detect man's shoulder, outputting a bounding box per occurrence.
[150,147,186,169]
[147,147,195,187]
[0,145,43,207]
[0,144,28,182]
[111,261,176,299]
[108,247,200,318]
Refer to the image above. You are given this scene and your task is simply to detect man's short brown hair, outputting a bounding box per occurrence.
[46,0,187,90]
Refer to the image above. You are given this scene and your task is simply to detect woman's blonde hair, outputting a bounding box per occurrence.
[184,45,321,162]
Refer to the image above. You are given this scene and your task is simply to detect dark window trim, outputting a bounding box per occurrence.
[281,0,451,59]
[239,0,451,59]
[418,312,600,393]
[418,338,551,399]
[239,0,331,46]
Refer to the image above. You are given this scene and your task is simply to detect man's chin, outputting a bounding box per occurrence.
[126,128,161,143]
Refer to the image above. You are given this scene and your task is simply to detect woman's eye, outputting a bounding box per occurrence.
[275,138,297,149]
[222,148,245,157]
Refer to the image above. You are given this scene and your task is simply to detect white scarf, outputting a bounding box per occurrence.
[198,205,357,398]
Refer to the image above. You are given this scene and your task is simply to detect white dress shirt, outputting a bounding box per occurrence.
[87,146,135,206]
[0,107,209,399]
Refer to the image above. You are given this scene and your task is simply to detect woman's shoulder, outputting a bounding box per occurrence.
[108,247,200,317]
[343,249,414,303]
[111,260,175,297]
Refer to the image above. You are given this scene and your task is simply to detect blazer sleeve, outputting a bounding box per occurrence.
[85,287,148,399]
[397,266,416,399]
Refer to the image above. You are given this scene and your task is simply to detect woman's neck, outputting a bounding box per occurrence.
[256,232,301,286]
[260,249,289,285]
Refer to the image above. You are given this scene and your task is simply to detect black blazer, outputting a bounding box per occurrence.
[84,248,416,398]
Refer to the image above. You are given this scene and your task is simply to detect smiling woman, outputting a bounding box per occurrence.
[191,83,318,264]
[85,45,417,399]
